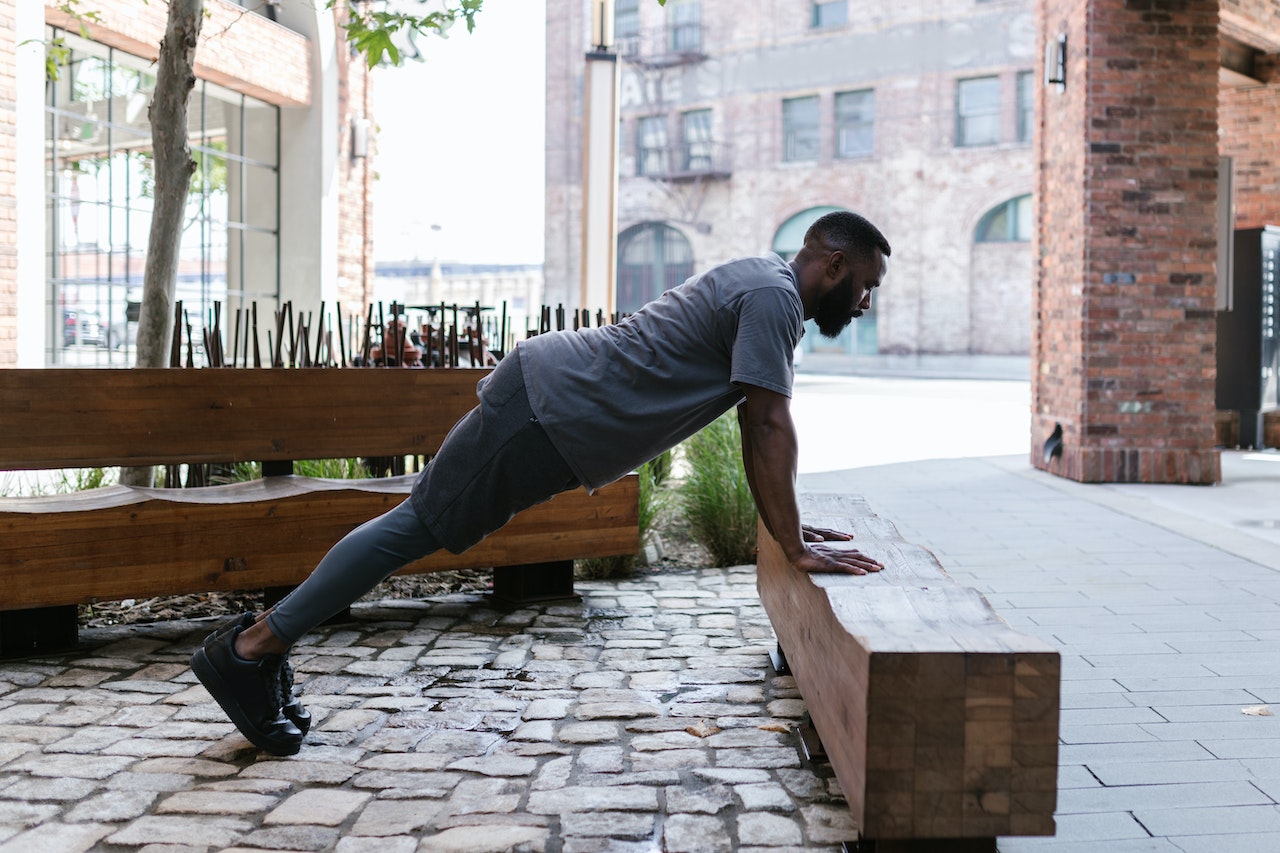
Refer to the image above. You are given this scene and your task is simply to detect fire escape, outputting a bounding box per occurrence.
[617,18,732,184]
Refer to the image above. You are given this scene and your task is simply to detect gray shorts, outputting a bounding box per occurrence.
[408,348,580,554]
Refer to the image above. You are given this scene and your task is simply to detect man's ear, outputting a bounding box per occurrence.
[826,250,845,281]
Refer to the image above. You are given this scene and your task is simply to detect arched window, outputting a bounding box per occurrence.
[772,206,844,261]
[975,194,1033,242]
[616,223,695,313]
[771,206,878,355]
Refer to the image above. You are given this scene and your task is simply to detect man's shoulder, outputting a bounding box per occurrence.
[713,252,792,280]
[707,253,798,300]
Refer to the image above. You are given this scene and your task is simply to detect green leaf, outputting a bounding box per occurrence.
[331,0,489,67]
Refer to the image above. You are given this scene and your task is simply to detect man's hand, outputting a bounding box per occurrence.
[802,524,854,542]
[791,543,884,576]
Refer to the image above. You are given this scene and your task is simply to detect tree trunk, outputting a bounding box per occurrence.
[121,0,204,487]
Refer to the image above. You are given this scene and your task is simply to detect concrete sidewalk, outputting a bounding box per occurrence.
[797,352,1030,382]
[0,448,1276,851]
[806,448,1280,852]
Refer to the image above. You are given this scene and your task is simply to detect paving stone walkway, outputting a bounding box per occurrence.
[809,451,1280,853]
[0,568,855,853]
[4,449,1278,852]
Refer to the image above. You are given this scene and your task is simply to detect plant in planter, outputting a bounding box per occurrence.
[575,451,672,580]
[679,412,756,567]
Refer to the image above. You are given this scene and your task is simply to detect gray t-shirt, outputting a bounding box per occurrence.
[519,253,803,490]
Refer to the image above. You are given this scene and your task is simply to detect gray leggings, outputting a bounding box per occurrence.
[265,351,579,646]
[265,500,437,645]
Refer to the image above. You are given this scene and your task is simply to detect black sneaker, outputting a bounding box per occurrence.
[205,613,311,735]
[205,612,254,645]
[191,625,304,756]
[278,658,312,735]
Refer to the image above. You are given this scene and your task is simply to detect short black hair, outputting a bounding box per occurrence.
[805,210,891,261]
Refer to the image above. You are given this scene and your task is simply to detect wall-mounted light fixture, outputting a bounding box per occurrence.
[1044,33,1067,92]
[351,116,370,160]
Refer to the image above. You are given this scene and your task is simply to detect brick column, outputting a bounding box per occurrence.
[1033,0,1221,483]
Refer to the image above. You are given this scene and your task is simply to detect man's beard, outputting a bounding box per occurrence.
[814,278,859,339]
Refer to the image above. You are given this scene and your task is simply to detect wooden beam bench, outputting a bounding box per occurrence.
[756,493,1059,852]
[0,369,638,655]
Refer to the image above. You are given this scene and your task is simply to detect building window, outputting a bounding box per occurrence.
[45,28,280,366]
[1016,70,1034,143]
[782,96,820,163]
[975,194,1033,242]
[637,115,669,176]
[835,89,874,159]
[956,76,1001,147]
[617,222,694,313]
[615,0,640,54]
[667,0,701,53]
[812,1,848,28]
[681,109,712,171]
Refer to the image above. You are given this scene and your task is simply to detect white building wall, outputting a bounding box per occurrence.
[276,1,340,310]
[14,1,45,366]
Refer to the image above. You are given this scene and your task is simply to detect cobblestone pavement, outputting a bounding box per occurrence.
[0,567,856,852]
[9,446,1275,852]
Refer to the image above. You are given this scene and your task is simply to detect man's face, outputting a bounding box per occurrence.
[813,249,886,339]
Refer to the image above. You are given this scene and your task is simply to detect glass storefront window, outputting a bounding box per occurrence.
[44,29,280,366]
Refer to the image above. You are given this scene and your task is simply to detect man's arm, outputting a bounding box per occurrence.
[737,384,883,575]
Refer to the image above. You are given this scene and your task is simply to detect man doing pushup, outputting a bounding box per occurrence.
[191,210,891,755]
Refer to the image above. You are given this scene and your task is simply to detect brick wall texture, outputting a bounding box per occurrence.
[1222,0,1280,46]
[335,11,375,312]
[1033,0,1223,483]
[1221,55,1280,229]
[44,0,310,107]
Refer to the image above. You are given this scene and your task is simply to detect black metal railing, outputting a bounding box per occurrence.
[616,21,708,67]
[634,140,731,181]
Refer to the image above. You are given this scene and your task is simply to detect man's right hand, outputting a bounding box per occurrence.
[790,543,884,576]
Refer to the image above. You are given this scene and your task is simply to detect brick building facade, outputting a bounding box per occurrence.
[545,0,1038,359]
[335,7,376,312]
[0,0,372,367]
[1032,0,1280,483]
[548,1,1278,483]
[1221,53,1280,230]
